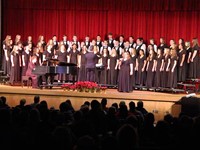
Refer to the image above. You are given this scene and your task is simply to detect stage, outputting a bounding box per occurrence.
[0,84,198,122]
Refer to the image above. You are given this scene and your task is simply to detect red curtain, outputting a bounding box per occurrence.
[2,0,200,44]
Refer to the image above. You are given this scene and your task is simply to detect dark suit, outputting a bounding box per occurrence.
[85,52,97,82]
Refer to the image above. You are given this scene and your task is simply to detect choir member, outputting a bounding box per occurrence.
[100,40,111,54]
[155,48,164,88]
[158,37,168,53]
[69,43,79,64]
[146,46,156,89]
[162,47,171,87]
[168,49,178,88]
[62,35,70,52]
[107,33,114,48]
[169,39,177,50]
[45,39,54,57]
[9,45,21,85]
[85,45,97,82]
[177,43,186,82]
[78,45,88,81]
[185,41,192,78]
[178,38,185,45]
[2,35,12,76]
[24,36,35,50]
[91,39,96,47]
[70,35,80,51]
[52,35,59,54]
[130,48,138,88]
[99,48,109,84]
[96,35,102,51]
[124,41,131,53]
[189,38,199,78]
[136,49,147,86]
[119,35,125,49]
[118,52,133,92]
[22,44,32,76]
[148,38,157,54]
[135,37,146,56]
[14,34,22,45]
[114,40,123,57]
[37,35,46,49]
[129,36,136,48]
[43,44,54,62]
[84,35,90,49]
[55,44,68,82]
[25,56,39,88]
[33,44,42,66]
[107,48,119,85]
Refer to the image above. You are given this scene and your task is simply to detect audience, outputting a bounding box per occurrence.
[0,95,199,150]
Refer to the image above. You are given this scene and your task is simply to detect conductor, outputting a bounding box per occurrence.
[85,45,97,82]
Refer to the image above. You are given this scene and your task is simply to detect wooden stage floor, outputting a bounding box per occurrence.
[0,85,199,121]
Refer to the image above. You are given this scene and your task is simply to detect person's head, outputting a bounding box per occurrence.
[91,100,100,110]
[119,35,124,42]
[178,43,185,50]
[139,49,144,56]
[129,36,134,43]
[185,41,190,48]
[72,43,77,49]
[114,40,119,47]
[137,100,144,109]
[84,101,90,107]
[178,38,184,45]
[170,49,177,57]
[192,38,199,47]
[101,98,107,107]
[38,35,44,41]
[0,96,7,105]
[129,101,136,110]
[112,103,118,110]
[149,38,155,45]
[63,35,67,41]
[89,45,94,52]
[110,48,117,56]
[85,35,90,41]
[169,39,175,46]
[73,35,77,41]
[136,37,143,45]
[52,35,57,41]
[108,33,113,40]
[96,35,101,41]
[124,41,130,48]
[116,124,139,150]
[160,37,165,44]
[103,48,108,55]
[123,52,130,59]
[20,98,26,106]
[130,48,136,56]
[27,36,32,41]
[164,47,170,55]
[34,95,40,104]
[60,44,66,52]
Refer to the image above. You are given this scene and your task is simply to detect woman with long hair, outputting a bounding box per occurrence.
[118,52,133,92]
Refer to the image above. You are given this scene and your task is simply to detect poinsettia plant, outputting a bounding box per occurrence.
[61,81,107,92]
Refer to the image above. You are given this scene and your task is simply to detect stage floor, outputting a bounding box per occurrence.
[0,84,198,121]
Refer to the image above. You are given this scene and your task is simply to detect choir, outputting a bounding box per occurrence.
[1,34,200,92]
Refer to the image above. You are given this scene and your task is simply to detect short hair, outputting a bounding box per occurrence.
[34,95,40,104]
